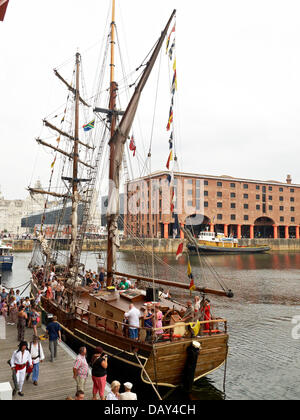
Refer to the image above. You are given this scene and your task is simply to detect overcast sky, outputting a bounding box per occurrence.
[1,0,300,200]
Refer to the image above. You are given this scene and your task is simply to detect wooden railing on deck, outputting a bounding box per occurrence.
[74,305,227,344]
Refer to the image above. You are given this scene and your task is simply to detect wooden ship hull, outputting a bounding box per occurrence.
[32,281,228,389]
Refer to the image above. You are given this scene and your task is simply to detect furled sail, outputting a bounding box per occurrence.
[106,10,176,278]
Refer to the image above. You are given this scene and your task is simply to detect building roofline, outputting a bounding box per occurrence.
[126,171,300,188]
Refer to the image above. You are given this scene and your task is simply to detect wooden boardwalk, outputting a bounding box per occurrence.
[0,317,108,400]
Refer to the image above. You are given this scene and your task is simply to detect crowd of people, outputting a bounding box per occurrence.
[4,311,137,400]
[7,337,138,400]
[33,267,66,306]
[70,345,137,401]
[0,287,41,341]
[0,285,49,397]
[32,265,108,303]
[1,264,213,399]
[120,294,212,344]
[0,277,139,400]
[9,336,45,397]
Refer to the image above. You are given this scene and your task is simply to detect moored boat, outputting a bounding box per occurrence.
[31,273,230,390]
[0,240,13,270]
[187,230,270,254]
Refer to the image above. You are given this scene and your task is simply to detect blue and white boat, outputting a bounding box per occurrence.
[0,240,13,270]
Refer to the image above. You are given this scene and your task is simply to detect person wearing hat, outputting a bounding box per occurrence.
[119,382,137,400]
[26,335,45,386]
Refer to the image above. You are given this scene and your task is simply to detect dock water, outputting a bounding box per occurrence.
[0,317,109,400]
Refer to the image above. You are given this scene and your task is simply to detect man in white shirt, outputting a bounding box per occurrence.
[10,341,33,397]
[125,304,141,341]
[51,277,58,300]
[26,335,45,385]
[120,382,137,400]
[35,290,42,307]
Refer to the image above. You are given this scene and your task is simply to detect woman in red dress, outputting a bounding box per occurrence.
[201,298,211,331]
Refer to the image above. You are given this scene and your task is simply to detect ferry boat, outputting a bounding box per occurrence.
[0,240,14,270]
[187,230,270,254]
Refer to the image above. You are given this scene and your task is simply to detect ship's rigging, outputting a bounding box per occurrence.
[28,1,233,300]
[28,2,232,394]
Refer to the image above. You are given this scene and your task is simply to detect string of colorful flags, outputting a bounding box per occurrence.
[165,22,177,215]
[167,22,195,293]
[166,21,177,166]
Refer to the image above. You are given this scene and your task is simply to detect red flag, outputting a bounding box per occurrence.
[166,150,173,169]
[170,188,175,212]
[0,0,9,21]
[129,135,136,157]
[189,276,196,292]
[166,109,173,131]
[176,242,183,260]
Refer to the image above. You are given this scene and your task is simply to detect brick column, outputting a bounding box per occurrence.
[273,224,278,239]
[224,224,228,237]
[180,223,184,239]
[250,225,254,239]
[237,224,241,239]
[164,223,169,239]
[285,225,289,239]
[296,226,299,239]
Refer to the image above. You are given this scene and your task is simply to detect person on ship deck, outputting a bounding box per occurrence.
[118,278,130,290]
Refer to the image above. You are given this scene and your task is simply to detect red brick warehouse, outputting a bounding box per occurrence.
[124,172,299,240]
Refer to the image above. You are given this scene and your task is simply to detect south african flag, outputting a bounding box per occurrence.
[82,119,95,132]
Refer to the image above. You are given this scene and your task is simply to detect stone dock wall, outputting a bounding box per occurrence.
[238,238,300,251]
[4,238,300,253]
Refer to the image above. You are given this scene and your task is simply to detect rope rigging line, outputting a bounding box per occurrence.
[148,46,163,157]
[188,223,230,293]
[114,24,146,179]
[1,280,31,290]
[188,222,209,288]
[119,210,232,295]
[118,214,186,280]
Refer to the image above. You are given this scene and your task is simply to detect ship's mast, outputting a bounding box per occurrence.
[107,0,117,286]
[69,52,81,271]
[105,4,176,287]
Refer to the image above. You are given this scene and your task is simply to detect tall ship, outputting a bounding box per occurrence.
[28,1,234,397]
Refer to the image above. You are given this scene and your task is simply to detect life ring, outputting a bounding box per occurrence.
[202,329,221,334]
[162,334,182,339]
